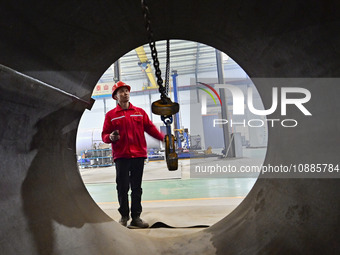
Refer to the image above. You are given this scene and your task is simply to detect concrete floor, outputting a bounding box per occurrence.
[80,150,263,237]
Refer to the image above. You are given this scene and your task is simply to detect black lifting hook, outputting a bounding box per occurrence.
[161,116,178,171]
[153,99,179,171]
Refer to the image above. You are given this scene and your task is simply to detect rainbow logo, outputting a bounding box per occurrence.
[197,82,222,106]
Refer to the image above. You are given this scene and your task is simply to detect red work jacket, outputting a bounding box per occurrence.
[102,103,164,160]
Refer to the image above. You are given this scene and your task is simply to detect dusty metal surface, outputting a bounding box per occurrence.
[1,1,339,254]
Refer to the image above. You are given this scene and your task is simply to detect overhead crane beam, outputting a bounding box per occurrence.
[135,46,158,89]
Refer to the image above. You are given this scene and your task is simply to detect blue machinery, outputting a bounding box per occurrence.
[172,71,182,149]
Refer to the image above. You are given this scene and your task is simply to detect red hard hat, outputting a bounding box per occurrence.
[112,81,131,99]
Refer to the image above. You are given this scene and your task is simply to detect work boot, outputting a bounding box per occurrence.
[119,216,130,227]
[128,217,149,229]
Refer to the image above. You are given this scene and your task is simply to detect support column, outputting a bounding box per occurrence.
[215,49,234,157]
[103,98,107,116]
[113,60,121,107]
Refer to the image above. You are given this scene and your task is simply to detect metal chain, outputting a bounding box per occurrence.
[165,39,170,96]
[141,0,169,101]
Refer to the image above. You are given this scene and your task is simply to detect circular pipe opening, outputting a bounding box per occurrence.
[76,40,268,235]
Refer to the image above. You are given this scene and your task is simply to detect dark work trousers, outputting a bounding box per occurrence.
[114,157,145,218]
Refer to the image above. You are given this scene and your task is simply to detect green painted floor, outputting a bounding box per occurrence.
[85,178,257,203]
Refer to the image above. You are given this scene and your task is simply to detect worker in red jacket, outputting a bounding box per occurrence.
[102,81,164,228]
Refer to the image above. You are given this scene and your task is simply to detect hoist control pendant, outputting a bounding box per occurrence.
[165,134,178,171]
[152,97,179,116]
